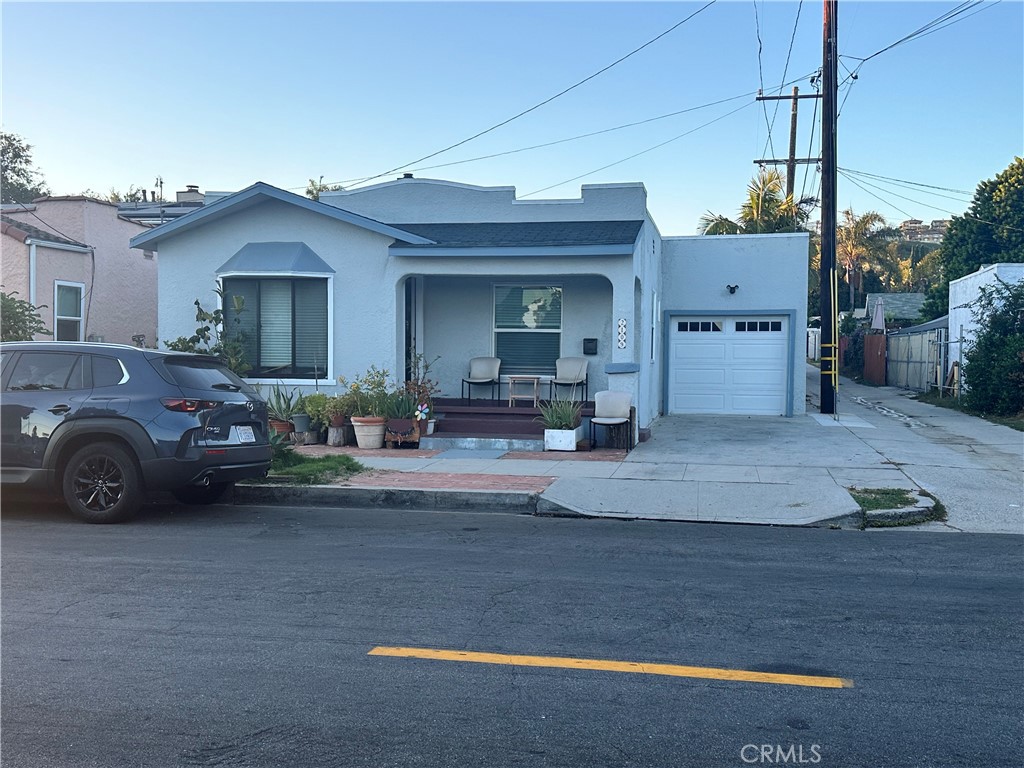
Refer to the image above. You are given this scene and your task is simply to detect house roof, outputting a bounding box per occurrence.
[390,220,644,248]
[1,214,88,248]
[129,182,435,250]
[864,292,927,320]
[217,242,335,274]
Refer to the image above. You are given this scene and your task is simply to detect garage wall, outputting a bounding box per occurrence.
[660,233,809,416]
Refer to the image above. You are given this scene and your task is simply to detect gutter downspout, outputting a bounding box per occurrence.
[28,242,37,305]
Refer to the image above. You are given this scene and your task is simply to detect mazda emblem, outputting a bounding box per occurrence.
[246,401,254,412]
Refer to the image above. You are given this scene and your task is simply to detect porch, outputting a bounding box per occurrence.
[417,398,633,452]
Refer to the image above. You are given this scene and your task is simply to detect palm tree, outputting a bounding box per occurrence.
[835,209,900,310]
[699,169,817,235]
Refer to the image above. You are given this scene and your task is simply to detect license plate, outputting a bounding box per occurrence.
[237,425,256,443]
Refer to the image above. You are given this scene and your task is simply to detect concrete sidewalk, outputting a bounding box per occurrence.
[238,366,1023,533]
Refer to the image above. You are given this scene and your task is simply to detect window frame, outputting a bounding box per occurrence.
[217,272,333,385]
[492,283,563,377]
[53,281,86,342]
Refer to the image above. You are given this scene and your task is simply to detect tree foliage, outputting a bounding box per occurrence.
[1,132,50,204]
[962,278,1024,416]
[699,169,816,235]
[163,290,251,376]
[835,209,900,311]
[921,157,1024,319]
[305,176,344,201]
[1,289,51,341]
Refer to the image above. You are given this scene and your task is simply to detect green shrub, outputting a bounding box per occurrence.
[536,398,582,430]
[963,278,1024,416]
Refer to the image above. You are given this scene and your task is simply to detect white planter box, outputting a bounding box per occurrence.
[544,426,583,451]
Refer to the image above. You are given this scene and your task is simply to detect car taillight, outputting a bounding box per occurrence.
[161,398,222,412]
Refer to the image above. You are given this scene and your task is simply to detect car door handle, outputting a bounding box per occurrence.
[48,404,71,415]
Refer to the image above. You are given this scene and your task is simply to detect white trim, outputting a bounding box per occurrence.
[53,280,86,342]
[25,238,92,253]
[492,283,563,369]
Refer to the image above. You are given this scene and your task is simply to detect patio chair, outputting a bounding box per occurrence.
[461,357,501,404]
[589,390,633,451]
[549,357,588,402]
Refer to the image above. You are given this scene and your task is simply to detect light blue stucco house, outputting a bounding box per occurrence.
[130,176,809,436]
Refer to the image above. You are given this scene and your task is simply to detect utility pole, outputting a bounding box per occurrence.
[753,88,820,198]
[819,0,839,414]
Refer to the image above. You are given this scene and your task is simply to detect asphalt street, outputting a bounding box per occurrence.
[2,501,1022,767]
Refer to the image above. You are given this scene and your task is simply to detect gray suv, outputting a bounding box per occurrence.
[0,342,272,523]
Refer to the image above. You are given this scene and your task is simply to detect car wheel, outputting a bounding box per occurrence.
[61,442,143,524]
[171,482,232,505]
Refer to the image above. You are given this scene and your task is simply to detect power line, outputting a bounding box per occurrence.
[521,101,754,198]
[799,72,821,203]
[301,70,816,192]
[326,92,758,185]
[838,168,972,196]
[753,0,776,160]
[767,0,805,143]
[343,1,719,190]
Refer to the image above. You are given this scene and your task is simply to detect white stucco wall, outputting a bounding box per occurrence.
[323,178,650,224]
[660,233,810,416]
[948,263,1024,374]
[157,199,399,391]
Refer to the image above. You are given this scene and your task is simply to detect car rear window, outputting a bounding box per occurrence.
[93,356,128,388]
[163,357,253,393]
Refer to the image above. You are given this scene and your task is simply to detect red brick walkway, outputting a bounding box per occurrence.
[337,470,554,493]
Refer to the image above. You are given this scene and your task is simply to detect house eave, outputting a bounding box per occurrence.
[129,182,435,250]
[389,244,636,258]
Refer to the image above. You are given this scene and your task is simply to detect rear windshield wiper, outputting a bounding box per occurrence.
[211,382,242,392]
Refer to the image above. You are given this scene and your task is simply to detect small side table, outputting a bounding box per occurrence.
[507,375,541,407]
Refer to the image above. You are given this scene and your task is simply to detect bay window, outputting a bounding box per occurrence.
[221,277,328,379]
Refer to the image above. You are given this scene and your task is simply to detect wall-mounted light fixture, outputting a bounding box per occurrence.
[727,284,739,294]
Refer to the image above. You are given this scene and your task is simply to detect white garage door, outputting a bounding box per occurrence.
[669,316,788,415]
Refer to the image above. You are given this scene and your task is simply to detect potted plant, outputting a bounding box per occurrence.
[264,384,299,437]
[323,391,356,446]
[385,389,420,446]
[536,397,583,451]
[290,394,312,435]
[340,366,391,449]
[298,392,329,443]
[408,350,441,434]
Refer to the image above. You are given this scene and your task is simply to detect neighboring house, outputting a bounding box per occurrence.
[117,184,231,226]
[2,197,157,346]
[948,262,1024,374]
[130,177,809,430]
[859,292,927,325]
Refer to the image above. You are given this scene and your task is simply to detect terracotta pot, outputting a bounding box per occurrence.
[269,418,294,436]
[329,414,348,428]
[350,416,386,449]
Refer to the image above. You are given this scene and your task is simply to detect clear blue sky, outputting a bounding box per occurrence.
[3,1,1021,234]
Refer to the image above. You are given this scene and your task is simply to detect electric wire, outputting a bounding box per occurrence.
[753,0,776,160]
[798,73,821,204]
[838,168,972,196]
[766,1,805,148]
[838,169,1024,234]
[331,91,758,184]
[341,1,719,190]
[521,100,755,198]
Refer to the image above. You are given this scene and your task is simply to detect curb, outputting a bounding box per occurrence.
[234,483,539,515]
[864,493,938,527]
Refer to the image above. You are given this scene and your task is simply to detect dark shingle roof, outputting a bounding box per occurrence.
[389,220,644,248]
[1,215,87,248]
[865,293,927,320]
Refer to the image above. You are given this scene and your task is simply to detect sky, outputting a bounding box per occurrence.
[2,1,1022,235]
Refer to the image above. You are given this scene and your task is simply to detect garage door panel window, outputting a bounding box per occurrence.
[736,321,782,332]
[494,286,561,376]
[677,321,722,332]
[222,277,328,379]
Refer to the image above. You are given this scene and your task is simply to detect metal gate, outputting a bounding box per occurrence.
[887,323,947,392]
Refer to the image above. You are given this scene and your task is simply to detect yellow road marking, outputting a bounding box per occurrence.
[368,646,853,689]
